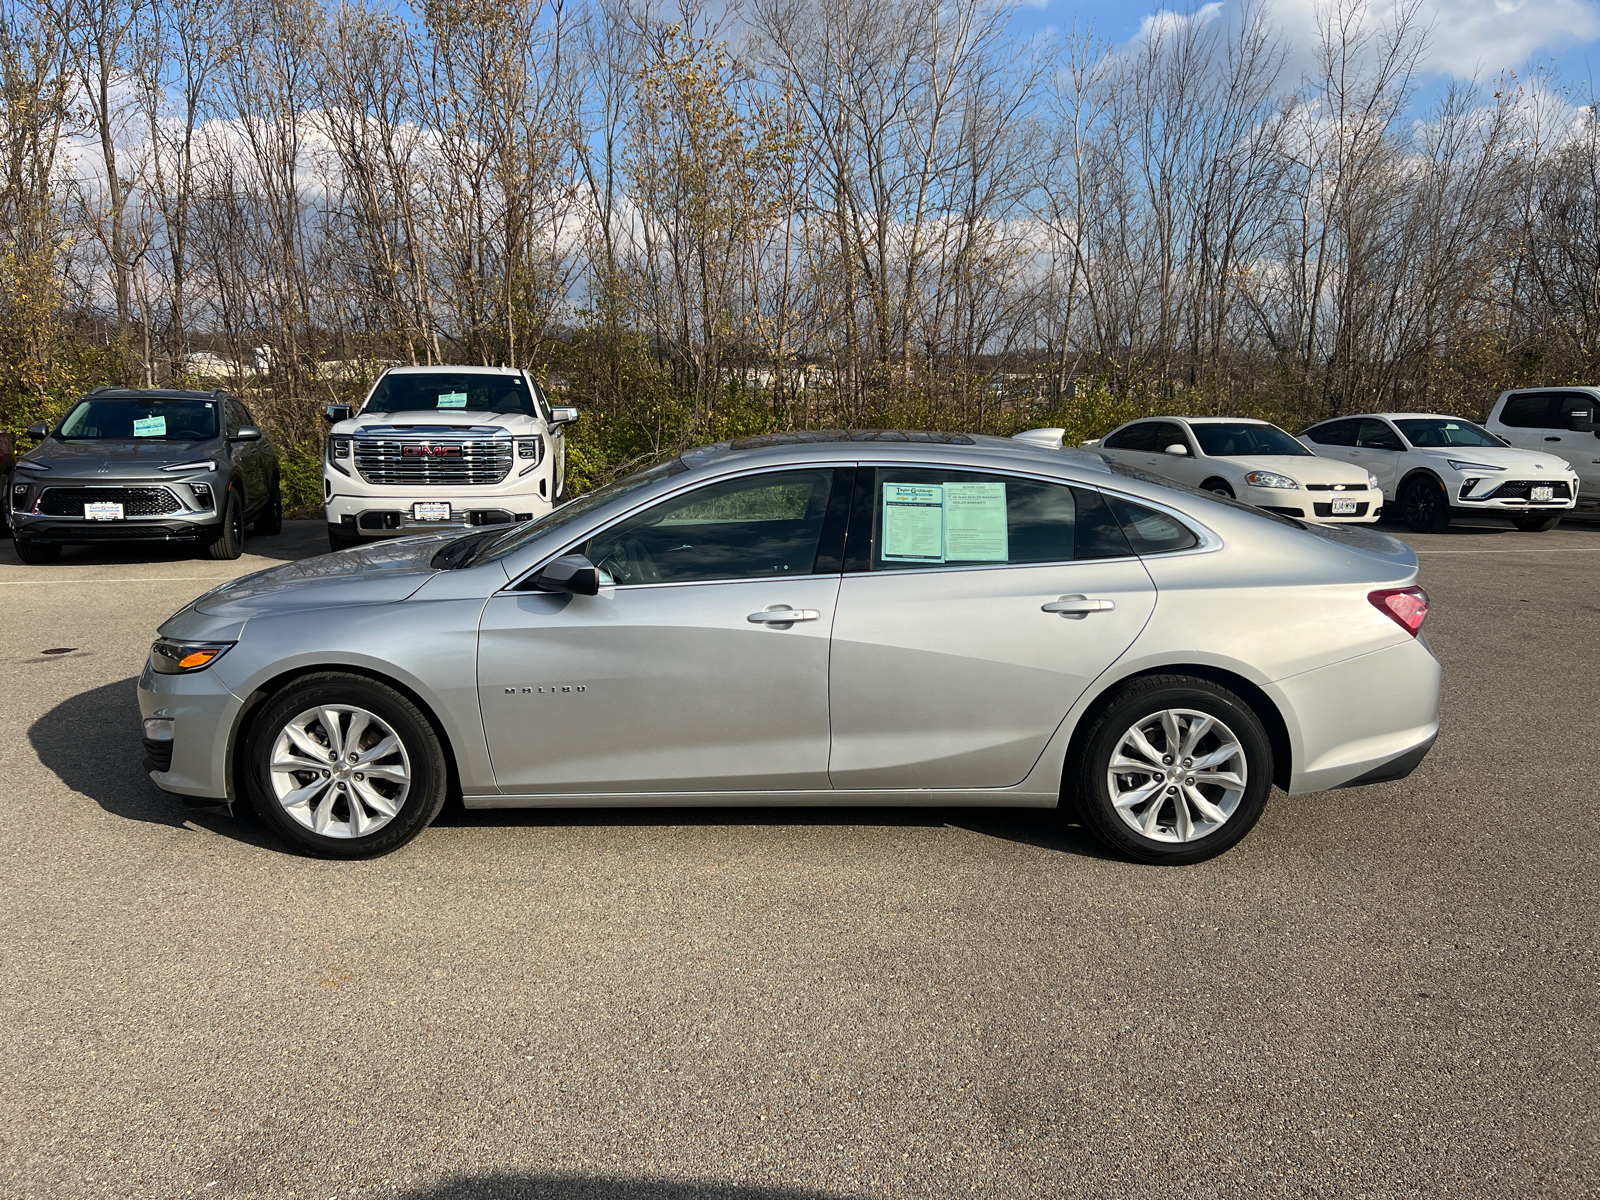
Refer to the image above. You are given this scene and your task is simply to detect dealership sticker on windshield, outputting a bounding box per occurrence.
[438,392,468,408]
[133,415,167,437]
[882,483,945,562]
[84,501,124,520]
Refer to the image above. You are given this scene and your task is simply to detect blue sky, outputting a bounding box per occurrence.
[1003,0,1600,100]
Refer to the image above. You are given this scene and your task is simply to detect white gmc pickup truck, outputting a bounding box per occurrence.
[322,365,575,551]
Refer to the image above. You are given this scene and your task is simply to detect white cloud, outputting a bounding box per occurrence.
[1134,1,1226,44]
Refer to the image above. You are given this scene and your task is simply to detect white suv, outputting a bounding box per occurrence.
[1297,412,1579,533]
[1483,387,1600,505]
[323,366,575,551]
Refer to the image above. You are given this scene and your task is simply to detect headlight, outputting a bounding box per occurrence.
[1446,460,1506,472]
[1244,471,1298,490]
[330,436,350,459]
[1367,473,1380,490]
[150,637,234,674]
[161,460,216,473]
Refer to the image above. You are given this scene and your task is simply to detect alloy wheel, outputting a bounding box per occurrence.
[268,704,412,838]
[1105,708,1248,843]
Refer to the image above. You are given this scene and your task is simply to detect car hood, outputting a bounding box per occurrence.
[184,533,460,620]
[1411,445,1573,471]
[1212,454,1371,485]
[333,410,542,435]
[21,436,225,479]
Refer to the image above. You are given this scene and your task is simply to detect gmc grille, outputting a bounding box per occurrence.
[354,438,513,486]
[40,486,181,517]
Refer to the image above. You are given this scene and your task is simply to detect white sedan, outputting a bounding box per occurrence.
[1297,412,1580,533]
[1075,417,1383,524]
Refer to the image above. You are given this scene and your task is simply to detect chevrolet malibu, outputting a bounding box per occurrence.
[138,432,1441,865]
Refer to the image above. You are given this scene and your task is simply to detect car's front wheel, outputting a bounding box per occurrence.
[1202,477,1235,499]
[1511,513,1562,532]
[1068,675,1273,865]
[207,486,244,560]
[243,672,449,858]
[1401,476,1452,534]
[13,537,60,564]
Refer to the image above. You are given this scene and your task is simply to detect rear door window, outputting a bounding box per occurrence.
[1304,420,1359,446]
[1499,393,1556,428]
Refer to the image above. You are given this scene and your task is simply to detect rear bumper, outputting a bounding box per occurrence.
[1266,636,1442,794]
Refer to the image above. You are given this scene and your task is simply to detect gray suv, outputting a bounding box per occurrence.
[9,387,281,564]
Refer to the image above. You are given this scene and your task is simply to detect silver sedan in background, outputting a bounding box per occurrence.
[137,432,1441,865]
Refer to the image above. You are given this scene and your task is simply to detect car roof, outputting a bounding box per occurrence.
[1124,415,1274,426]
[381,364,524,377]
[1353,413,1485,421]
[676,429,1115,478]
[78,388,229,401]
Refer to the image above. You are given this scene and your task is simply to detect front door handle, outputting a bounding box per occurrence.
[1545,436,1561,442]
[1042,595,1116,619]
[747,606,820,625]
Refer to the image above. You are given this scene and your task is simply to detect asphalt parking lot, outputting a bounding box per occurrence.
[1,516,1597,1199]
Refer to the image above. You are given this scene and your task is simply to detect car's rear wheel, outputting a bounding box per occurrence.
[1401,476,1452,533]
[13,537,60,564]
[1068,675,1273,865]
[1511,513,1562,532]
[254,475,283,535]
[243,672,448,859]
[207,486,244,559]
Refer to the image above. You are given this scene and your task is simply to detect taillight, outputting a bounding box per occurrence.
[1369,586,1429,636]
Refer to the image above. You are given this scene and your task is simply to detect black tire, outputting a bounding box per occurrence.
[254,474,283,535]
[1067,675,1274,865]
[1202,478,1235,499]
[13,537,61,564]
[242,672,449,859]
[1511,513,1562,532]
[1401,475,1452,534]
[328,525,361,552]
[207,486,244,559]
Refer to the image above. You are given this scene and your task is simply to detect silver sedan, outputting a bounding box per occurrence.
[137,432,1441,864]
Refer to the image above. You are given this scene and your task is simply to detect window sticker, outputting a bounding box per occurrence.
[133,415,167,437]
[438,391,468,408]
[881,483,945,562]
[943,481,1008,561]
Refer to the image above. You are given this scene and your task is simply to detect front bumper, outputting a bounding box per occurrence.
[137,657,243,801]
[1248,485,1384,524]
[325,489,552,539]
[11,475,224,544]
[1452,476,1578,511]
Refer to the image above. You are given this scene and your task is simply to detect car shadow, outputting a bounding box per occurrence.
[1,518,329,566]
[38,679,1116,861]
[28,675,287,849]
[401,1175,858,1200]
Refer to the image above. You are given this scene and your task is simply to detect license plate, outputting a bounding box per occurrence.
[1530,486,1554,502]
[412,501,452,521]
[84,501,124,520]
[1330,496,1359,515]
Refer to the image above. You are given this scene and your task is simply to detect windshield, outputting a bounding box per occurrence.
[57,398,218,441]
[1191,422,1312,457]
[453,456,691,568]
[364,372,538,417]
[1392,418,1499,448]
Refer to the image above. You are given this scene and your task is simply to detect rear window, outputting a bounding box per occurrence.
[364,373,538,417]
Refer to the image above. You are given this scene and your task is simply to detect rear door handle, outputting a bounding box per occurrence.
[1042,595,1116,619]
[1545,436,1562,442]
[747,606,820,624]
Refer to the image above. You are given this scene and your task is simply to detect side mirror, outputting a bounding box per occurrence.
[1163,443,1188,456]
[549,406,578,425]
[25,422,48,439]
[324,404,353,424]
[529,553,600,596]
[234,425,263,441]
